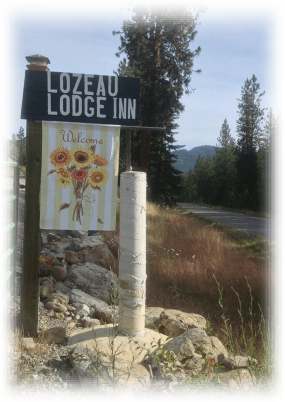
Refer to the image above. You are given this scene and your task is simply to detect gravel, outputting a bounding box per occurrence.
[6,295,82,393]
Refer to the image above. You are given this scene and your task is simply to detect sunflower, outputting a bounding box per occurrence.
[88,167,109,188]
[72,168,88,182]
[56,167,71,180]
[70,147,94,168]
[57,177,71,187]
[93,154,109,167]
[50,147,71,167]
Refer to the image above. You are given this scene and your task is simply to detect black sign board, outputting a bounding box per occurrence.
[21,70,140,125]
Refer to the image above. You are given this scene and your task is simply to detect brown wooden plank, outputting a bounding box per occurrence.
[20,120,42,336]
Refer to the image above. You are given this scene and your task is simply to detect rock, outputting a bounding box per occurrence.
[47,233,60,242]
[67,325,168,364]
[69,345,150,388]
[68,289,109,310]
[88,307,96,317]
[64,262,119,304]
[39,281,53,299]
[181,328,213,357]
[65,240,82,252]
[40,250,60,265]
[21,337,35,351]
[56,230,87,239]
[94,305,119,324]
[53,281,71,294]
[74,304,90,317]
[142,345,184,380]
[209,336,229,360]
[80,236,104,248]
[88,230,99,236]
[81,317,101,328]
[45,301,67,313]
[145,307,164,329]
[80,244,118,271]
[47,292,69,305]
[163,333,197,361]
[65,251,78,264]
[44,326,66,344]
[183,354,204,371]
[40,277,53,286]
[142,329,228,381]
[216,368,254,389]
[50,266,68,282]
[218,354,258,369]
[157,309,207,337]
[39,267,50,277]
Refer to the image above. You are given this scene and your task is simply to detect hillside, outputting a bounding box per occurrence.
[172,145,218,173]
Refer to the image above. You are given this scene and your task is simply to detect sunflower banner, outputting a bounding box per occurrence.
[40,121,120,231]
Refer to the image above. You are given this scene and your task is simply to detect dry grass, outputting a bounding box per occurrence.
[147,203,268,311]
[102,201,271,363]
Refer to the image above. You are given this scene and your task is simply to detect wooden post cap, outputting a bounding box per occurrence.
[26,54,50,71]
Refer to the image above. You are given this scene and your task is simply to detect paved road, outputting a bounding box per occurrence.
[177,203,274,241]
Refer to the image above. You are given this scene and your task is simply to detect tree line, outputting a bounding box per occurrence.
[0,124,26,166]
[181,75,276,212]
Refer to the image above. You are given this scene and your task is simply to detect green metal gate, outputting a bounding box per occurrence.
[0,162,22,312]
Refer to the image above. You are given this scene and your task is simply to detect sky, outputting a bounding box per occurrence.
[4,0,281,152]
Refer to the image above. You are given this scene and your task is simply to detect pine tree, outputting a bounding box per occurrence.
[113,4,202,205]
[11,133,18,161]
[18,126,26,165]
[236,75,265,210]
[217,118,235,148]
[214,119,237,206]
[192,156,215,204]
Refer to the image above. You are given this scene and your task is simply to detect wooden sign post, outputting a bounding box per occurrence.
[20,55,50,336]
[20,55,166,338]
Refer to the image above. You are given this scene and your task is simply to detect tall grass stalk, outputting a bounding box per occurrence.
[213,273,273,385]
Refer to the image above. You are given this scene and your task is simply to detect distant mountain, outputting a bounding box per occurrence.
[172,145,218,174]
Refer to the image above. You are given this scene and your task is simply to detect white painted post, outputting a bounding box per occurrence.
[118,171,146,337]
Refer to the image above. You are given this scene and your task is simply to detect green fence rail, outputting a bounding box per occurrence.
[4,162,19,301]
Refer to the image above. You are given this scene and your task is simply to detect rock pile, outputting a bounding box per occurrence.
[10,229,257,394]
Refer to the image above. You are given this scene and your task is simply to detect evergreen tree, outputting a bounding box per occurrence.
[217,118,235,148]
[236,75,265,210]
[113,4,202,205]
[181,169,198,202]
[16,127,26,166]
[214,119,237,206]
[192,156,215,204]
[11,133,18,161]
